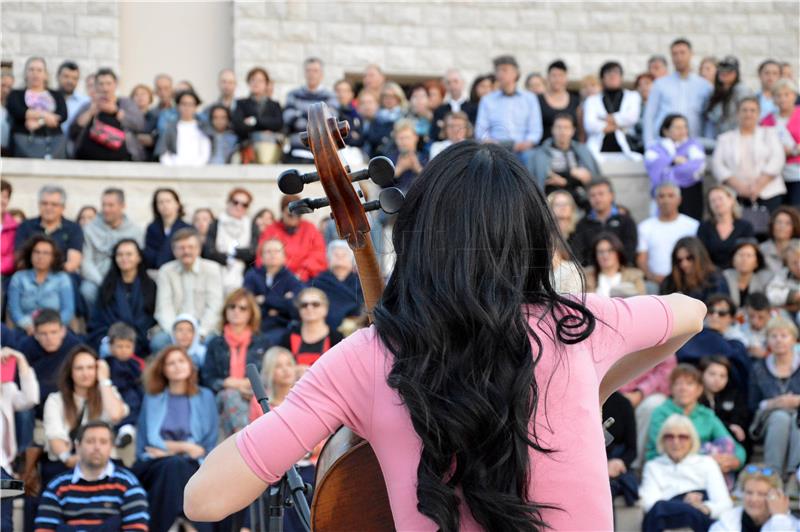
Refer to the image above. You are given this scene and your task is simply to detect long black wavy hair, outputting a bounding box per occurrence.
[373,141,596,531]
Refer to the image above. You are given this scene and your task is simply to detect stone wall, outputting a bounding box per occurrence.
[1,1,119,84]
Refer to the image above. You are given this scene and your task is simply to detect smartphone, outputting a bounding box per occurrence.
[0,357,17,383]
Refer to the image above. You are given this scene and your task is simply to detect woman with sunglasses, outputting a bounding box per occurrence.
[202,188,259,295]
[280,287,342,369]
[660,237,729,303]
[749,316,800,485]
[710,465,797,531]
[186,142,708,531]
[640,414,733,532]
[201,289,269,437]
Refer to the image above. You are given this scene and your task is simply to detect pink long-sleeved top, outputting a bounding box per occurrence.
[237,294,674,530]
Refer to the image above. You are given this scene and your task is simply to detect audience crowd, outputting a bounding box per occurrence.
[1,37,799,532]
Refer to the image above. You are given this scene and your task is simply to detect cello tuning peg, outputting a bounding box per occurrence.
[289,197,330,216]
[363,187,404,215]
[299,132,309,148]
[346,156,396,187]
[278,168,320,195]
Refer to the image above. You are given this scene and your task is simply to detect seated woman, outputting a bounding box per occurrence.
[8,234,74,334]
[144,188,191,270]
[202,187,258,295]
[134,346,217,532]
[603,391,638,506]
[170,314,207,369]
[748,316,800,482]
[759,206,800,275]
[429,111,472,160]
[699,356,750,455]
[280,288,342,369]
[547,190,580,254]
[156,90,211,166]
[710,464,798,531]
[712,97,786,215]
[677,294,751,392]
[698,185,755,270]
[723,240,774,308]
[765,240,800,313]
[231,67,283,164]
[309,240,364,331]
[646,364,746,474]
[42,345,128,482]
[640,414,733,532]
[201,289,269,436]
[659,237,729,302]
[243,238,301,343]
[87,239,157,357]
[760,79,800,205]
[583,232,645,297]
[644,113,706,220]
[388,119,428,193]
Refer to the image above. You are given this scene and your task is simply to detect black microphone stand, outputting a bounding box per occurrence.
[246,364,312,532]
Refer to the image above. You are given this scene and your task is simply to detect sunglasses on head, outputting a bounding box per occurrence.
[299,301,322,309]
[227,303,249,312]
[744,464,775,476]
[662,433,690,442]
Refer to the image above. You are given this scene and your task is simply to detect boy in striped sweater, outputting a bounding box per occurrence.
[34,420,149,531]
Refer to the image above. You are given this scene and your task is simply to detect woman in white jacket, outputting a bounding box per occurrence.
[583,61,642,161]
[710,465,798,531]
[640,413,733,531]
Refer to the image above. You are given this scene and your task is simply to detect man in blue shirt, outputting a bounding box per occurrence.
[756,59,781,120]
[57,61,90,137]
[643,38,713,147]
[475,55,542,166]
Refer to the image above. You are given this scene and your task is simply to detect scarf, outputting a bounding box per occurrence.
[216,211,252,254]
[224,324,252,379]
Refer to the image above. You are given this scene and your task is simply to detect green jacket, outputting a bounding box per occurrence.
[646,398,746,464]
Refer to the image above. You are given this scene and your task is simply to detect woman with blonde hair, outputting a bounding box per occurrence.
[698,185,755,269]
[640,413,733,531]
[201,288,270,436]
[710,464,797,531]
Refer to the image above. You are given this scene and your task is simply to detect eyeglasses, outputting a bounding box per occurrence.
[230,199,250,208]
[744,464,775,476]
[662,433,691,442]
[226,303,249,312]
[39,201,64,207]
[676,255,694,264]
[299,301,322,309]
[707,308,732,317]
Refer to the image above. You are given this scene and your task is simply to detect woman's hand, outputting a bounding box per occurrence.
[713,453,740,473]
[771,394,800,410]
[729,424,746,442]
[1,347,30,373]
[96,359,110,381]
[607,458,626,478]
[43,112,60,128]
[184,442,206,460]
[673,155,688,165]
[546,173,568,188]
[767,488,790,516]
[146,446,168,459]
[682,491,704,506]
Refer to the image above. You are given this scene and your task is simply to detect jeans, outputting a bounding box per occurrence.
[763,409,800,474]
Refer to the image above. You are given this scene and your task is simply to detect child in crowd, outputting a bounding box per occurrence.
[699,356,751,456]
[170,313,207,369]
[740,292,772,359]
[106,322,143,448]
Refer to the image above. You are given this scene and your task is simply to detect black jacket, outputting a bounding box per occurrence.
[201,333,271,392]
[572,209,638,266]
[231,97,283,142]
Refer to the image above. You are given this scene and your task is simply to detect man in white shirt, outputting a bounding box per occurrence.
[637,182,700,287]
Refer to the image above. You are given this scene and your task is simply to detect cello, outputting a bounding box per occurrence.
[277,102,400,531]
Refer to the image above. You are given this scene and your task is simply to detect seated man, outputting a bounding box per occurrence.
[309,240,364,331]
[154,228,223,351]
[283,57,337,163]
[636,182,700,287]
[528,112,600,209]
[475,54,542,165]
[34,420,149,531]
[571,178,638,266]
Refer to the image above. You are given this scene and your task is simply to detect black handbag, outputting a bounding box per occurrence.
[740,203,770,236]
[12,132,67,159]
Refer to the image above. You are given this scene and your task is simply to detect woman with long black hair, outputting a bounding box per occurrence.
[185,141,706,531]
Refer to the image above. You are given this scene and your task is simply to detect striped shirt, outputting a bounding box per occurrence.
[34,462,149,531]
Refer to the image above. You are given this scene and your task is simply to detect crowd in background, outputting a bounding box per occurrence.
[1,36,800,532]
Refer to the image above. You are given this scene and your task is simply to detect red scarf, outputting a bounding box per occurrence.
[224,325,252,379]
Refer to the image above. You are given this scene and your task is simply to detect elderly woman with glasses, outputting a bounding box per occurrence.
[201,288,270,437]
[710,464,797,531]
[202,188,259,295]
[640,414,733,532]
[279,287,342,370]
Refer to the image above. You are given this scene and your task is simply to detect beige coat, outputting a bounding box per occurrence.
[711,126,786,200]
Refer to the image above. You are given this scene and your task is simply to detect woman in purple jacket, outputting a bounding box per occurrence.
[644,113,707,221]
